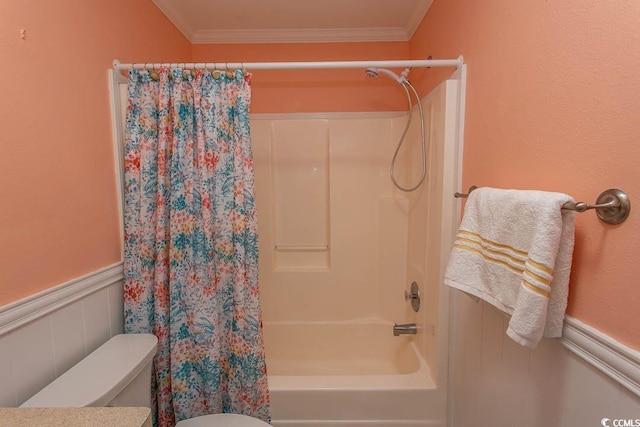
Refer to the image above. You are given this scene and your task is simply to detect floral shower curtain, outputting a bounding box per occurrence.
[123,68,270,426]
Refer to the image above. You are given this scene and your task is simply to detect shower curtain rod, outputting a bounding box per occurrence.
[112,56,463,71]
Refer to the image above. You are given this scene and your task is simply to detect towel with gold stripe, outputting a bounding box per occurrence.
[444,187,576,348]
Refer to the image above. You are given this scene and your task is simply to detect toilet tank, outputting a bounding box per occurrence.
[20,334,157,408]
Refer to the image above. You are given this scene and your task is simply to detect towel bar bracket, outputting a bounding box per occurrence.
[593,188,630,225]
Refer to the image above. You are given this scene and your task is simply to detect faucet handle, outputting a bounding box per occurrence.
[404,290,417,301]
[404,282,421,312]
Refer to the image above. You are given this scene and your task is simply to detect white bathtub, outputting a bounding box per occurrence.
[262,320,445,427]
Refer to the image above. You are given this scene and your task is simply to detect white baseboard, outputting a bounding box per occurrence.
[0,262,124,337]
[562,315,640,397]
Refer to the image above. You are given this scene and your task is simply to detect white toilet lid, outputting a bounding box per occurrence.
[176,413,271,427]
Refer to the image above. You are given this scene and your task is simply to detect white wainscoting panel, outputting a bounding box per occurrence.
[0,263,125,406]
[108,281,125,337]
[1,316,57,405]
[562,316,640,398]
[82,287,113,355]
[0,336,17,406]
[50,300,85,378]
[450,292,640,427]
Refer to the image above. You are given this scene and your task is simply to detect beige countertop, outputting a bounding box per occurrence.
[0,407,151,427]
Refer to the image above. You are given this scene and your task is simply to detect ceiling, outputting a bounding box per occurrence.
[152,0,433,44]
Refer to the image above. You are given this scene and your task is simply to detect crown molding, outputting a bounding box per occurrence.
[191,27,410,44]
[152,0,196,42]
[152,0,431,44]
[405,0,433,39]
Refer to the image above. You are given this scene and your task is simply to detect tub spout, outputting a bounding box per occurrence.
[393,323,417,336]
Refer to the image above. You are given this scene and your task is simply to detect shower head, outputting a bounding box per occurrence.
[365,67,411,83]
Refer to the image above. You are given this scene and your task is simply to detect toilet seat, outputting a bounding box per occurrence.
[175,413,271,426]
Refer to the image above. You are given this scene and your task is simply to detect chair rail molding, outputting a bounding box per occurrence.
[562,315,640,397]
[0,262,124,337]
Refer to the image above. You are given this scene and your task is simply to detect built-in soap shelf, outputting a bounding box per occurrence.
[273,243,330,270]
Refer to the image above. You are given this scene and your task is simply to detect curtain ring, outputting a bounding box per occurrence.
[180,63,191,78]
[225,62,233,79]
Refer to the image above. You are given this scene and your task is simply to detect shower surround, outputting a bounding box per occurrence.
[251,78,463,426]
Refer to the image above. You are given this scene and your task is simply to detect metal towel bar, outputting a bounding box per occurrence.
[454,186,631,225]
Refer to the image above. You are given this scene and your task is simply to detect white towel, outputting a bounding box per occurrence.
[444,187,576,348]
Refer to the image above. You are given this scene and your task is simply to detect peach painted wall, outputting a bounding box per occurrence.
[410,0,640,348]
[0,1,191,305]
[192,43,411,113]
